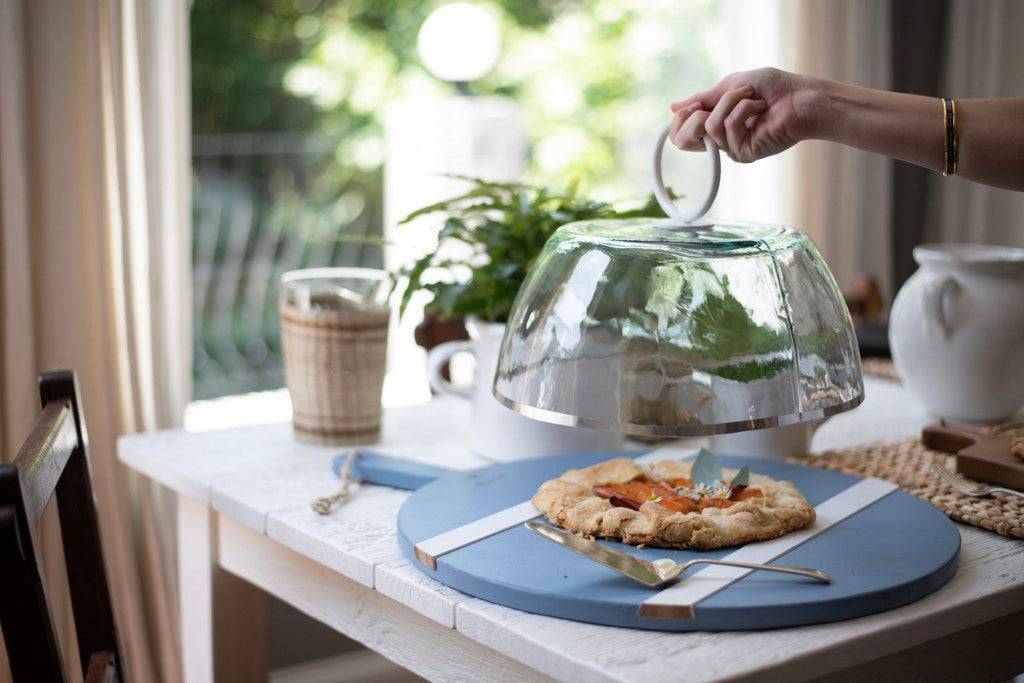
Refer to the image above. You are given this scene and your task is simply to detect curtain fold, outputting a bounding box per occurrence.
[0,1,189,680]
[782,0,894,301]
[924,0,1024,250]
[0,4,39,458]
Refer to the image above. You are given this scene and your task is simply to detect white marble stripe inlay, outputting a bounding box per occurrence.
[638,476,899,619]
[413,500,539,569]
[412,447,699,569]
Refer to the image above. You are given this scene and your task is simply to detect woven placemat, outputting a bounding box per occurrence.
[790,423,1024,540]
[860,357,900,381]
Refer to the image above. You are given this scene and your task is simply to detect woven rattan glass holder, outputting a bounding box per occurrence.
[280,268,390,445]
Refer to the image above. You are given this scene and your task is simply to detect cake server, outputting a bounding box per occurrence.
[525,520,831,588]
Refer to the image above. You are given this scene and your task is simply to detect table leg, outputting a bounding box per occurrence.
[178,494,269,682]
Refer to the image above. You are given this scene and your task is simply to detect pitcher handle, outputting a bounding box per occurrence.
[426,340,475,398]
[923,274,962,339]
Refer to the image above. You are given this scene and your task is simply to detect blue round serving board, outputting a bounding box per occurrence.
[396,452,960,631]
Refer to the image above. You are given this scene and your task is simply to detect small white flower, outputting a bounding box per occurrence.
[676,485,700,500]
[677,480,731,499]
[709,481,732,498]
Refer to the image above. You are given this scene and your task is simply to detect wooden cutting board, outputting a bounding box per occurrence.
[393,451,961,631]
[922,422,1024,490]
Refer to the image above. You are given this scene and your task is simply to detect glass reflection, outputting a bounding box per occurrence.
[494,218,863,436]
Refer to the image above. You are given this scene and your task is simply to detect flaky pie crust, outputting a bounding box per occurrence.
[532,457,816,550]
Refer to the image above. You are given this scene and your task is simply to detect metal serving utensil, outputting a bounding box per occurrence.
[526,520,830,588]
[931,464,1024,500]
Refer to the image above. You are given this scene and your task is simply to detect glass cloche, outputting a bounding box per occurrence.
[492,130,863,437]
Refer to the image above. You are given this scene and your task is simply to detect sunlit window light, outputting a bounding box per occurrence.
[417,3,501,84]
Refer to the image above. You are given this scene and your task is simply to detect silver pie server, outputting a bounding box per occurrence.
[525,520,831,588]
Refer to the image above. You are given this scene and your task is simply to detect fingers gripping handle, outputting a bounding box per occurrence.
[652,122,721,225]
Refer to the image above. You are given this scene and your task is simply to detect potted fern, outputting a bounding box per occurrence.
[394,176,662,460]
[394,176,662,323]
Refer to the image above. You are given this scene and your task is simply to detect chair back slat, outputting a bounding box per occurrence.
[14,402,76,528]
[1,409,71,680]
[0,370,126,683]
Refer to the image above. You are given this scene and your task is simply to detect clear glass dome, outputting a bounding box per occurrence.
[493,218,863,437]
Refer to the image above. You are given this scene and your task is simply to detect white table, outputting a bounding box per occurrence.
[118,377,1024,682]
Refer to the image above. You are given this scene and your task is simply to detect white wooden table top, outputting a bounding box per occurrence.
[118,378,1024,682]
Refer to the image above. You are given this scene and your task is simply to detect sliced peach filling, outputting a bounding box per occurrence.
[593,477,762,513]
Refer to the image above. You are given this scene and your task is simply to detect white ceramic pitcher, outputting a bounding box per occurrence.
[427,317,623,461]
[889,243,1024,422]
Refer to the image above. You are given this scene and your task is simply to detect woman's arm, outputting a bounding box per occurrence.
[669,67,1024,191]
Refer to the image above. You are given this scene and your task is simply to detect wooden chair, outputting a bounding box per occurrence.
[0,370,125,682]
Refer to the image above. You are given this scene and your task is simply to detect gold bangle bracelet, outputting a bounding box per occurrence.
[942,97,958,176]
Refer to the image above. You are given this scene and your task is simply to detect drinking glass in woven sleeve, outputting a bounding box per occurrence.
[280,268,390,445]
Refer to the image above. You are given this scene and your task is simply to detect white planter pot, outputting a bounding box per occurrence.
[427,317,623,461]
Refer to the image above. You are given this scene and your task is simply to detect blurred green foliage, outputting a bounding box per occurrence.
[192,0,326,134]
[189,0,720,398]
[191,0,719,197]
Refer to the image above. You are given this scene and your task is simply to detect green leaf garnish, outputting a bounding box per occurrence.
[690,449,722,487]
[730,465,750,487]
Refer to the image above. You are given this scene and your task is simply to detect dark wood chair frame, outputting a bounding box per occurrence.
[0,370,126,682]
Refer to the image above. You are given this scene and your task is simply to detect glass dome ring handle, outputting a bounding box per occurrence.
[652,122,721,225]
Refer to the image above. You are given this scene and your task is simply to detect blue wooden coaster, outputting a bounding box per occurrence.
[395,452,961,631]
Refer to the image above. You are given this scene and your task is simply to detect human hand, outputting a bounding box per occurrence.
[669,67,822,163]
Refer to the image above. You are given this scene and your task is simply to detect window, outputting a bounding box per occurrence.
[188,0,784,418]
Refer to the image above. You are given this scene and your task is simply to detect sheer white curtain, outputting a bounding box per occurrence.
[759,1,1022,299]
[714,1,892,300]
[0,0,189,680]
[925,0,1024,249]
[782,0,894,300]
[714,0,788,227]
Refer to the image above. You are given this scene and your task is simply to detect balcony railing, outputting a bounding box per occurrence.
[191,132,383,400]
